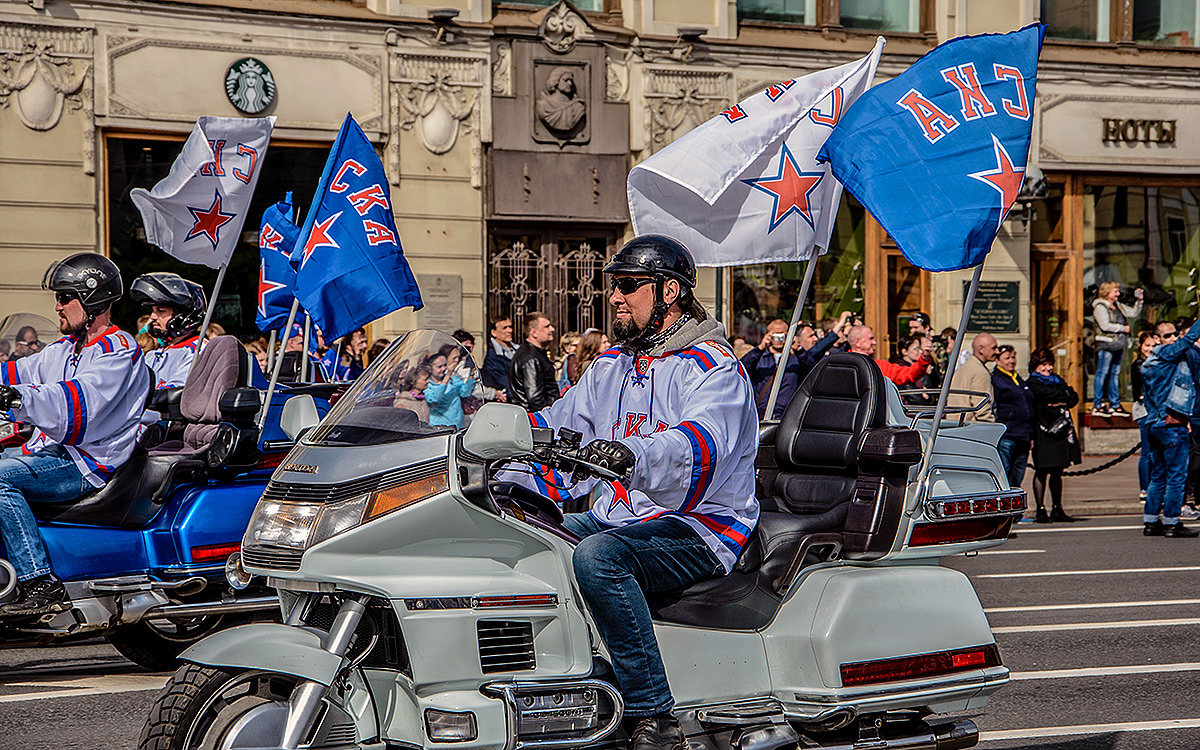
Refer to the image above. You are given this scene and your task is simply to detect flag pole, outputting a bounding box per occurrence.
[186,260,229,379]
[258,298,302,428]
[910,262,984,512]
[764,254,818,420]
[300,316,311,383]
[266,329,277,372]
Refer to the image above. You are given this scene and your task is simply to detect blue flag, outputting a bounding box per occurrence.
[257,193,299,332]
[818,24,1044,272]
[292,113,422,342]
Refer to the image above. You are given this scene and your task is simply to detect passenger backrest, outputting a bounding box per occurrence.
[174,336,249,452]
[769,352,887,519]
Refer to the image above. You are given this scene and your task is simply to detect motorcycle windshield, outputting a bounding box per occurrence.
[307,329,484,446]
[0,313,59,363]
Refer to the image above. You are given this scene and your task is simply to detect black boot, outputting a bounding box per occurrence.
[0,575,69,618]
[629,714,684,750]
[1144,520,1165,536]
[1034,508,1050,523]
[1165,522,1200,538]
[1050,506,1078,522]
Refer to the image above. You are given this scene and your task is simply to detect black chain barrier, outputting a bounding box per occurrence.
[1061,441,1141,477]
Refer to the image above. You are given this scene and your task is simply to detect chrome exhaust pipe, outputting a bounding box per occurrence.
[805,719,977,750]
[933,720,978,750]
[143,595,278,618]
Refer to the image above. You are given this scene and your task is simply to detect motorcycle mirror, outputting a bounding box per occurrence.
[462,403,534,460]
[280,394,321,443]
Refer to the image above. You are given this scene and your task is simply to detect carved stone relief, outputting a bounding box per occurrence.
[492,43,512,97]
[389,50,486,187]
[538,2,593,55]
[0,23,94,173]
[604,46,631,103]
[534,63,587,142]
[643,66,732,151]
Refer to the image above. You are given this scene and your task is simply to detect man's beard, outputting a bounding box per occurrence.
[612,315,649,346]
[60,315,87,338]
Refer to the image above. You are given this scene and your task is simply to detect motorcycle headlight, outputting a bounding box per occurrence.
[243,471,449,552]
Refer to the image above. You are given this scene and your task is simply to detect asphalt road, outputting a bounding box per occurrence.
[1,513,1196,749]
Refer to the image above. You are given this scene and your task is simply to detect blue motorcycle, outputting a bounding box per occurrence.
[0,321,335,670]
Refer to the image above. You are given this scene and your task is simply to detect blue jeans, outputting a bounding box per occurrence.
[996,437,1031,489]
[563,512,723,717]
[1094,349,1121,410]
[1145,423,1189,524]
[0,446,91,581]
[1138,420,1152,492]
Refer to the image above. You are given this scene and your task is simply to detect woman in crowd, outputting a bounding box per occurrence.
[891,333,935,405]
[1091,281,1142,417]
[425,344,477,429]
[575,330,610,378]
[991,344,1035,489]
[556,332,580,392]
[394,363,431,423]
[1131,330,1158,502]
[245,338,269,373]
[1028,347,1082,523]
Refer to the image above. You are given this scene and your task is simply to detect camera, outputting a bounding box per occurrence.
[847,313,858,325]
[771,333,786,342]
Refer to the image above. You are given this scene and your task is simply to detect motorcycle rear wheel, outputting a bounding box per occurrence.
[139,664,304,750]
[108,614,227,671]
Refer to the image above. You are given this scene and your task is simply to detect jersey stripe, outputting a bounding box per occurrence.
[76,448,114,481]
[2,361,18,385]
[675,348,719,372]
[685,511,752,556]
[672,420,716,512]
[59,379,87,445]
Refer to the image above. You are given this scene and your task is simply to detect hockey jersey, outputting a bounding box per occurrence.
[0,326,151,486]
[520,317,760,572]
[146,335,199,389]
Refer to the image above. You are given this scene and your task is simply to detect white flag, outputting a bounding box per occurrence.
[132,116,275,269]
[628,38,884,267]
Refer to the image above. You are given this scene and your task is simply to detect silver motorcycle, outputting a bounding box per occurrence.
[138,329,1023,750]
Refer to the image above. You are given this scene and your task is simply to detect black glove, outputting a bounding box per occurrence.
[575,439,636,480]
[0,385,20,412]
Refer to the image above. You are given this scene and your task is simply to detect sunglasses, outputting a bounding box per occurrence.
[997,345,1015,354]
[1162,331,1179,339]
[55,291,79,306]
[609,276,656,295]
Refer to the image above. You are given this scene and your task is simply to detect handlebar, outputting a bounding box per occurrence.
[526,426,623,483]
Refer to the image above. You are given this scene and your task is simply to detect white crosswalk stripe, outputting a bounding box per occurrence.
[0,674,168,703]
[980,718,1200,742]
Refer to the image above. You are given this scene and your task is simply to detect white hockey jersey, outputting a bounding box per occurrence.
[0,326,151,486]
[146,335,199,389]
[522,317,760,572]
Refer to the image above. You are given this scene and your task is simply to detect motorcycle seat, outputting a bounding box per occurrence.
[650,354,886,631]
[148,335,253,456]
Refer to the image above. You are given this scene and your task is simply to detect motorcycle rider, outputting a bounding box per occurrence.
[511,235,759,750]
[130,271,207,389]
[0,254,151,617]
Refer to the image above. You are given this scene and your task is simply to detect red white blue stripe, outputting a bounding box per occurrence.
[671,420,716,512]
[58,379,87,445]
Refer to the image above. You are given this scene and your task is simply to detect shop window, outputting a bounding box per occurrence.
[1133,0,1198,46]
[841,0,918,32]
[731,194,866,345]
[1040,0,1109,41]
[105,135,329,337]
[737,0,813,24]
[1081,182,1200,404]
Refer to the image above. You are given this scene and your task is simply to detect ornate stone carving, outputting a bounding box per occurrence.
[538,1,591,54]
[604,46,630,102]
[389,51,486,187]
[491,43,512,96]
[643,67,732,151]
[0,23,94,172]
[536,66,586,134]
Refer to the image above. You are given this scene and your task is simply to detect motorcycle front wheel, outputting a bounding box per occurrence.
[139,664,307,750]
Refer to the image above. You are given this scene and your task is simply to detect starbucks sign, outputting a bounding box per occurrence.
[224,58,276,115]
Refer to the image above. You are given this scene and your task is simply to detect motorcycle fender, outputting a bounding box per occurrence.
[180,623,343,686]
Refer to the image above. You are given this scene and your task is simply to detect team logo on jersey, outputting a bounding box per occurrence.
[225,58,277,115]
[635,356,652,377]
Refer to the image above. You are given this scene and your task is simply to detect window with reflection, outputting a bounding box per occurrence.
[840,0,918,31]
[1041,0,1108,41]
[737,0,813,23]
[1134,0,1199,46]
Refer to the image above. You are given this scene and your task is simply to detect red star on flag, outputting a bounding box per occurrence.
[742,144,825,232]
[299,212,342,268]
[185,190,236,249]
[257,267,286,318]
[968,134,1025,228]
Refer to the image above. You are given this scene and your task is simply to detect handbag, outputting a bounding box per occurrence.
[1097,332,1128,352]
[1039,408,1073,438]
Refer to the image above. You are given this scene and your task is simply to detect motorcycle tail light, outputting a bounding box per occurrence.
[191,542,241,563]
[840,644,1001,686]
[908,517,1013,546]
[366,471,449,521]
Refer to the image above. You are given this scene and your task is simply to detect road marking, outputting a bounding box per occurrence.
[1011,662,1200,680]
[972,548,1044,556]
[993,617,1200,634]
[987,598,1200,613]
[977,565,1200,579]
[0,674,167,703]
[1012,524,1142,533]
[980,718,1200,742]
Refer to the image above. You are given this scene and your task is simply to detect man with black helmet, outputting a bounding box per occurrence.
[130,271,207,389]
[0,253,151,617]
[505,235,759,750]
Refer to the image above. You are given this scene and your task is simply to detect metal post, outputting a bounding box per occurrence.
[764,255,818,420]
[266,329,277,372]
[185,260,229,379]
[258,298,302,428]
[910,263,984,512]
[300,316,311,383]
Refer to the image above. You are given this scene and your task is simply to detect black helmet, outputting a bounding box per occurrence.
[42,253,123,315]
[130,272,207,342]
[603,235,696,289]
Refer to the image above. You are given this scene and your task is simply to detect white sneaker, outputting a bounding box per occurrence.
[1182,505,1200,520]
